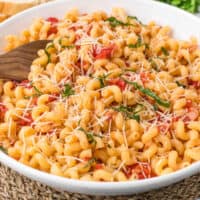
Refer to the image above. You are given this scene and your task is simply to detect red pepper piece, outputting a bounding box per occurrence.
[108,78,126,91]
[140,72,150,84]
[124,162,155,179]
[18,113,33,126]
[93,44,116,60]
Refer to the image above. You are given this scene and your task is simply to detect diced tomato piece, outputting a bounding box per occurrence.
[93,44,116,60]
[108,78,126,91]
[183,107,199,123]
[31,97,38,106]
[46,17,59,24]
[192,81,200,89]
[140,72,150,84]
[185,100,193,109]
[69,26,76,31]
[18,80,32,89]
[48,94,59,102]
[0,104,7,119]
[47,26,58,36]
[188,79,200,89]
[18,113,33,126]
[94,163,104,170]
[124,162,155,179]
[0,104,7,113]
[75,45,81,50]
[46,17,59,36]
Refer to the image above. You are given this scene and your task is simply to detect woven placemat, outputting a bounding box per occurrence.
[0,163,199,200]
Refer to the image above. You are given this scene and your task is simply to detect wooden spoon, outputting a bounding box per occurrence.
[0,40,51,81]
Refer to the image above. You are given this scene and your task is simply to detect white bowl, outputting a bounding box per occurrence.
[0,0,200,196]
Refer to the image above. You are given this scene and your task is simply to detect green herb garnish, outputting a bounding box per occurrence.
[30,82,43,96]
[62,84,75,97]
[124,68,136,72]
[84,158,97,168]
[106,17,133,27]
[45,43,55,63]
[149,59,160,71]
[127,15,144,25]
[128,36,148,49]
[86,133,97,145]
[0,146,7,154]
[153,104,159,111]
[161,47,169,56]
[176,81,186,88]
[95,73,111,88]
[145,43,150,49]
[33,86,43,96]
[122,78,170,108]
[112,104,142,122]
[78,128,97,145]
[44,49,51,63]
[128,37,143,48]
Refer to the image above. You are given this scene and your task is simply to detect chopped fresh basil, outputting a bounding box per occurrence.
[33,86,43,96]
[0,146,7,154]
[128,37,143,48]
[123,68,136,73]
[84,158,97,168]
[149,59,160,71]
[86,133,97,145]
[62,84,75,97]
[127,15,144,25]
[161,47,169,56]
[176,81,186,88]
[106,17,133,27]
[128,37,148,49]
[95,73,111,88]
[78,128,97,145]
[112,104,142,122]
[30,82,43,96]
[122,78,170,108]
[153,104,159,111]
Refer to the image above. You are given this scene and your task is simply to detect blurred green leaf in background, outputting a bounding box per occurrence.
[158,0,200,13]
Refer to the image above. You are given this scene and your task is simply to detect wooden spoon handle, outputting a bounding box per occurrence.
[0,54,30,81]
[0,40,50,81]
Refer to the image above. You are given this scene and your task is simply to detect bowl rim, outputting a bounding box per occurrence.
[0,150,200,188]
[0,0,200,194]
[1,0,200,27]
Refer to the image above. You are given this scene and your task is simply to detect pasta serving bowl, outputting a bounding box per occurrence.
[0,0,200,196]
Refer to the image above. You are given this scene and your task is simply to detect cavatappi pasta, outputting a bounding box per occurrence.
[0,8,200,181]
